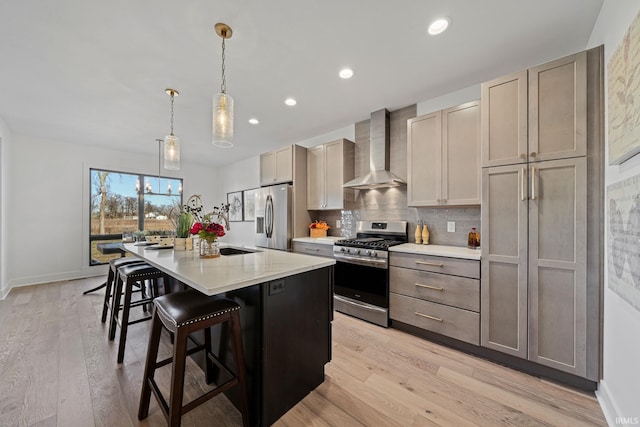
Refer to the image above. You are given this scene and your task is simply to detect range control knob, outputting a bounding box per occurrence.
[340,247,347,252]
[351,249,360,255]
[370,251,378,257]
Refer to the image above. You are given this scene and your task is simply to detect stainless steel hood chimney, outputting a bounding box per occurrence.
[342,109,406,190]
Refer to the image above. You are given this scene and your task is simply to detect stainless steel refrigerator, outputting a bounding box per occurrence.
[255,183,292,250]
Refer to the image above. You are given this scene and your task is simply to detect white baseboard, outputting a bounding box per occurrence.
[2,267,107,298]
[596,380,619,426]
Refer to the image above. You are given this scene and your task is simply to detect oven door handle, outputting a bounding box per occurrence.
[334,254,387,268]
[334,295,387,313]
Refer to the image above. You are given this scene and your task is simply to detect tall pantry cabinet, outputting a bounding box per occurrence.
[480,47,603,380]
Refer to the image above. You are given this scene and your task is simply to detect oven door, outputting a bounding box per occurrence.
[333,257,389,326]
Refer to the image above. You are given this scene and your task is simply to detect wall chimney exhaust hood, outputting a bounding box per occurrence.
[342,108,406,190]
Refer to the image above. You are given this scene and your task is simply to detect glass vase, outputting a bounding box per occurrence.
[200,239,220,258]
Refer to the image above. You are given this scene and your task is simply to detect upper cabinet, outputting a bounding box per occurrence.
[260,145,293,186]
[307,138,354,210]
[481,51,587,167]
[407,101,480,207]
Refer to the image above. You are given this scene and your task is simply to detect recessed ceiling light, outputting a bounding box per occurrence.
[248,118,259,125]
[428,18,450,35]
[285,98,297,106]
[339,68,354,79]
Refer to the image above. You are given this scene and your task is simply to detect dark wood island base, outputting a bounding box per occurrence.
[193,266,334,426]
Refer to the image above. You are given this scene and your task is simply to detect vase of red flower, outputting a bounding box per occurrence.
[190,220,226,259]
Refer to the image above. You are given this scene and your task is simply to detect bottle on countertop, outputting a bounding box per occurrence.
[414,222,422,244]
[468,227,480,249]
[422,223,430,245]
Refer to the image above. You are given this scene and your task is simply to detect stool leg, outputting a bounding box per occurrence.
[117,277,135,363]
[101,267,115,323]
[169,328,189,427]
[108,271,124,340]
[138,308,163,420]
[229,311,251,427]
[204,327,214,384]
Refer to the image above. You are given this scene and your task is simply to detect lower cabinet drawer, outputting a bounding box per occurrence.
[390,293,479,345]
[292,242,334,258]
[390,267,479,312]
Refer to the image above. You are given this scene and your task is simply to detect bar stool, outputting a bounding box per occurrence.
[101,257,146,323]
[138,289,250,427]
[109,263,170,363]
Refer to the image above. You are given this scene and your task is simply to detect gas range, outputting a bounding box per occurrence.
[332,220,407,327]
[333,221,407,267]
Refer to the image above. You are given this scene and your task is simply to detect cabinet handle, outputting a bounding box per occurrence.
[520,153,527,160]
[531,166,537,200]
[415,312,443,322]
[415,283,444,291]
[520,168,526,201]
[304,248,320,252]
[530,151,537,158]
[415,261,444,267]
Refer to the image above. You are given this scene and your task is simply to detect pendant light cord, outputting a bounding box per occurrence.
[221,35,227,94]
[169,92,175,136]
[157,138,162,186]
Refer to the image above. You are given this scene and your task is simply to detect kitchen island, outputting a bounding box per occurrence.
[123,243,335,426]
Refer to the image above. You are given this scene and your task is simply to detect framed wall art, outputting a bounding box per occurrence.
[243,188,257,221]
[607,173,640,313]
[227,191,243,222]
[608,9,640,165]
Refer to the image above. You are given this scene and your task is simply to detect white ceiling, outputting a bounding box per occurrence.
[0,0,603,167]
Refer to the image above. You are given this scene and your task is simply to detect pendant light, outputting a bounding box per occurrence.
[213,23,234,148]
[164,88,180,170]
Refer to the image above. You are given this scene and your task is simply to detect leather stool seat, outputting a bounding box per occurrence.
[138,289,250,427]
[109,263,170,363]
[101,257,146,323]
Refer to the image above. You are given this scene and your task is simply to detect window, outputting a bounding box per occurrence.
[89,168,182,265]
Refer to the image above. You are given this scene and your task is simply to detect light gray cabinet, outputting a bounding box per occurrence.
[481,51,587,168]
[260,145,293,186]
[408,101,480,207]
[306,139,354,210]
[482,158,587,374]
[292,241,334,258]
[390,252,480,345]
[480,47,601,380]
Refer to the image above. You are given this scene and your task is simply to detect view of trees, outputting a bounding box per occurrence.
[89,169,182,235]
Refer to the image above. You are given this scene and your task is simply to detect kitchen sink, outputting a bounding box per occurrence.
[219,247,261,256]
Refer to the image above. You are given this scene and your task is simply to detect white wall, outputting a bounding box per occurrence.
[587,1,640,424]
[3,133,219,292]
[416,84,481,116]
[217,155,261,246]
[0,116,11,298]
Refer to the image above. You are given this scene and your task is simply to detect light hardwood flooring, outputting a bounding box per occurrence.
[0,277,606,426]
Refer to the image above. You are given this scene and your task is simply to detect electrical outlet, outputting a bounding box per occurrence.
[336,220,341,229]
[269,280,285,295]
[447,221,456,232]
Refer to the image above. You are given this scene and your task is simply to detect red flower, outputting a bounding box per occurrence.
[190,222,203,235]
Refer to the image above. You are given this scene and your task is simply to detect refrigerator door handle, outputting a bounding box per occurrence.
[265,195,274,238]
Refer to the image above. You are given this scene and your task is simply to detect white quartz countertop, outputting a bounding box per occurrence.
[292,236,345,245]
[389,243,481,260]
[123,243,335,296]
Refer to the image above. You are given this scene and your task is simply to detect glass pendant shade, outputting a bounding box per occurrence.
[213,92,234,148]
[164,134,180,170]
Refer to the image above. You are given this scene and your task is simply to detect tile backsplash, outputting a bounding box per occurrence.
[307,104,481,248]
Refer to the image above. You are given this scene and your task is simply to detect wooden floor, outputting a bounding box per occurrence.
[0,277,606,427]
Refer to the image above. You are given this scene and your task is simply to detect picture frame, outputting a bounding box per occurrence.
[243,188,257,221]
[608,9,640,165]
[227,191,243,222]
